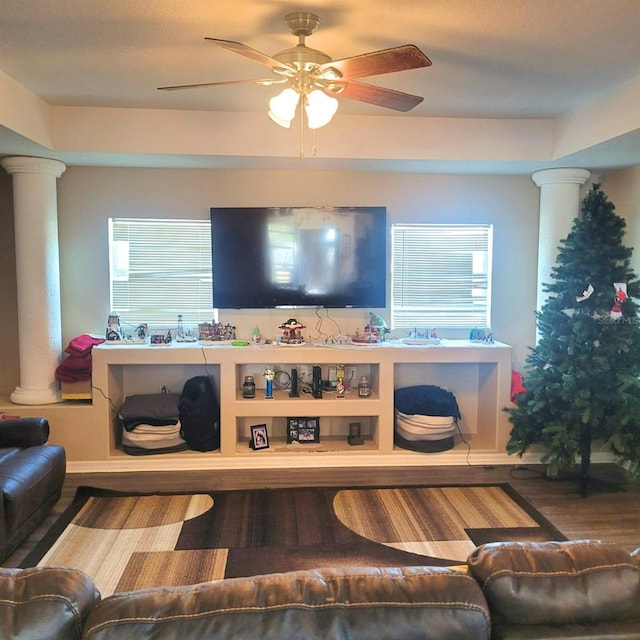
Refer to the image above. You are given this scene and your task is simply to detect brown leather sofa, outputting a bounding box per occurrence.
[0,417,66,562]
[1,540,638,639]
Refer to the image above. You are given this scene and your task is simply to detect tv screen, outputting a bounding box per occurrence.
[211,206,387,309]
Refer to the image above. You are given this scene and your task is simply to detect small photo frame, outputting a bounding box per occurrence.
[287,417,320,443]
[250,424,269,450]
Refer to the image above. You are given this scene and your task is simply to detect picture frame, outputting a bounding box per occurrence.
[287,417,320,444]
[250,424,269,450]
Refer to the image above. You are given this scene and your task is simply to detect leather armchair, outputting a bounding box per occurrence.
[0,417,66,562]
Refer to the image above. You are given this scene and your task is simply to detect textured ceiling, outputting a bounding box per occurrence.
[0,0,638,171]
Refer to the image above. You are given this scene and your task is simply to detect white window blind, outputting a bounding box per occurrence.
[109,218,213,326]
[391,223,492,329]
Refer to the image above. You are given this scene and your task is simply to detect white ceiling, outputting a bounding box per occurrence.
[0,0,638,173]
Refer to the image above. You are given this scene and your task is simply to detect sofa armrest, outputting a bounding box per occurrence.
[0,566,100,640]
[0,418,50,447]
[467,539,640,628]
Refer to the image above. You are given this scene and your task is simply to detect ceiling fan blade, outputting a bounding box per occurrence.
[158,78,284,91]
[318,45,431,80]
[325,80,424,112]
[205,38,295,73]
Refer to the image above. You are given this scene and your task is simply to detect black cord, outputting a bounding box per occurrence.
[274,370,291,390]
[454,418,473,466]
[90,383,118,415]
[453,417,545,476]
[199,345,218,379]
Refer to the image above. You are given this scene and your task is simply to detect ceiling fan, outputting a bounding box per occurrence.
[158,12,432,128]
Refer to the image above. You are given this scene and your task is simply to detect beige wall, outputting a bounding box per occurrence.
[1,164,638,398]
[602,166,640,275]
[55,168,539,366]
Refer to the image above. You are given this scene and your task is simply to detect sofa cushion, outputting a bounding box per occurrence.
[0,566,100,640]
[83,566,491,640]
[490,620,640,640]
[467,540,640,628]
[0,444,66,534]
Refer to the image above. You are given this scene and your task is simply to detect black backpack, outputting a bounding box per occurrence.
[178,376,220,451]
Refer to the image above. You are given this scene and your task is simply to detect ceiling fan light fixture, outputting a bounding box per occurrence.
[304,89,339,129]
[268,110,292,128]
[319,67,342,81]
[268,88,300,127]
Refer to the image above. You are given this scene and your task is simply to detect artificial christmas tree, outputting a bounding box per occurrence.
[507,184,640,492]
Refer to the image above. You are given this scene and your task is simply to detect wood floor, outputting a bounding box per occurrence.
[4,462,640,568]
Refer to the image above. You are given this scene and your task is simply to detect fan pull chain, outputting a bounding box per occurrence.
[299,104,305,159]
[297,101,319,159]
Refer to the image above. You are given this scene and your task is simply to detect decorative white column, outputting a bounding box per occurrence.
[532,168,591,311]
[2,156,67,405]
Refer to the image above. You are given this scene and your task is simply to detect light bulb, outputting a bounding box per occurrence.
[305,90,339,129]
[268,88,300,128]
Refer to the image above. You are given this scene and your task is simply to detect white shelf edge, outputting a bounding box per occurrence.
[67,451,618,474]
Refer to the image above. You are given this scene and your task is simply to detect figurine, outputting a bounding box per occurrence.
[336,364,345,398]
[351,326,380,344]
[175,314,197,342]
[402,328,440,345]
[610,283,628,321]
[198,321,237,342]
[106,312,123,341]
[264,368,275,399]
[351,312,390,345]
[368,312,390,340]
[278,318,306,345]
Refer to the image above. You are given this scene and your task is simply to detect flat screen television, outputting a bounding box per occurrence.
[211,206,387,309]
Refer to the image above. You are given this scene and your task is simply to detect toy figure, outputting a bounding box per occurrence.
[278,318,306,345]
[264,368,275,398]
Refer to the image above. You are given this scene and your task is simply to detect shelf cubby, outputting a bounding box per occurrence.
[80,339,512,468]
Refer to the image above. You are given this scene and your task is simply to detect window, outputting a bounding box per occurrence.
[109,218,213,327]
[391,223,492,330]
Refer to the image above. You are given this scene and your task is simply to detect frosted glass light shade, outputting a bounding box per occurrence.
[268,88,300,128]
[305,90,339,129]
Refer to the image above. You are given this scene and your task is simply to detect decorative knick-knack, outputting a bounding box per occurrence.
[264,368,275,399]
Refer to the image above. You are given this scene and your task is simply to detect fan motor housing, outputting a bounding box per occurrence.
[276,12,332,72]
[274,45,332,71]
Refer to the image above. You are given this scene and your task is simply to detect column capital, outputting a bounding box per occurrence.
[1,156,66,178]
[531,168,590,187]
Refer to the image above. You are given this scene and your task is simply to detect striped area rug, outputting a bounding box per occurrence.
[22,483,565,597]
